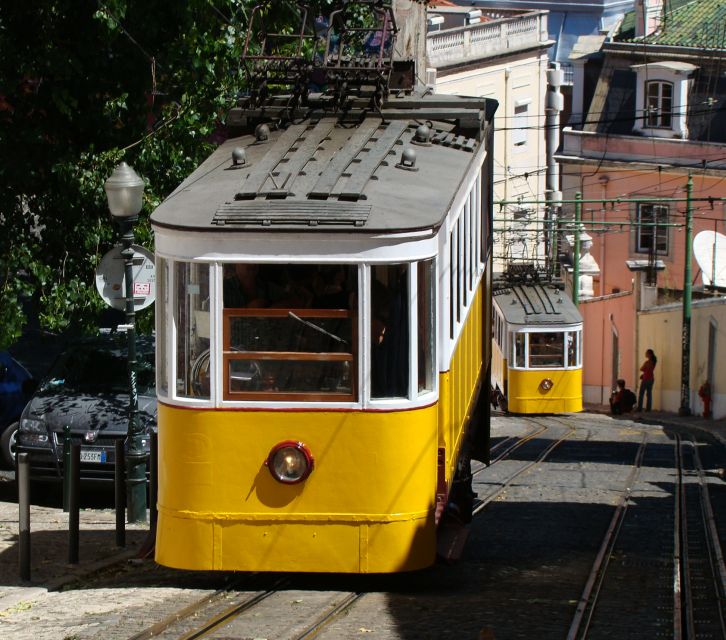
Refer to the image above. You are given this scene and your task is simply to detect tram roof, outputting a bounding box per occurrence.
[151,93,495,234]
[493,284,583,327]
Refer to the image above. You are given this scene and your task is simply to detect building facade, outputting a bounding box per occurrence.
[427,6,553,272]
[557,0,726,412]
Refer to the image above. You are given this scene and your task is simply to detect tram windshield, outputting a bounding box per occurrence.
[511,330,581,369]
[223,264,357,400]
[161,260,436,404]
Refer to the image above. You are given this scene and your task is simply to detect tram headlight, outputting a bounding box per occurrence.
[539,378,554,392]
[266,441,314,484]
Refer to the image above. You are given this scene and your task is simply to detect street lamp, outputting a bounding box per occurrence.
[104,161,147,523]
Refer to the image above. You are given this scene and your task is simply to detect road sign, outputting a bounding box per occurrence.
[95,245,156,311]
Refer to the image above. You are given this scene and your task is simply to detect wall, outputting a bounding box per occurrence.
[580,290,636,405]
[433,49,549,271]
[637,297,726,418]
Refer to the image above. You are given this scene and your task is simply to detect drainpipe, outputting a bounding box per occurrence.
[679,173,693,415]
[573,191,582,306]
[545,64,563,279]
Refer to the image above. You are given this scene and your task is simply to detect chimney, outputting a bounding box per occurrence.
[635,0,664,38]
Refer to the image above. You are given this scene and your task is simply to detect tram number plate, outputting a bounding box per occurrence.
[80,449,106,463]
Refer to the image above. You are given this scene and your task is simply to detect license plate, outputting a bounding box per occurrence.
[80,449,107,463]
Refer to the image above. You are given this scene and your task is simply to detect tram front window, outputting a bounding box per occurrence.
[528,332,565,368]
[223,263,357,400]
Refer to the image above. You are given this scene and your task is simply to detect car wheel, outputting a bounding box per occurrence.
[0,422,19,470]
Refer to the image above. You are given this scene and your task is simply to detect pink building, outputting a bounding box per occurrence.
[557,0,726,407]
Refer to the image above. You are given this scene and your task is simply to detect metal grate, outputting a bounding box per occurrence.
[213,200,372,227]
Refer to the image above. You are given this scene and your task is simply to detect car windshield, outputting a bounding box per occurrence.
[41,341,155,395]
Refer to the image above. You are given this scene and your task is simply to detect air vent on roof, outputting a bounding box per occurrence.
[213,201,372,227]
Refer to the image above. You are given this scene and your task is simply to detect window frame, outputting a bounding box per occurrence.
[636,203,669,256]
[645,80,673,129]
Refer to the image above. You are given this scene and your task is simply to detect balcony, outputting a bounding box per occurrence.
[426,11,550,69]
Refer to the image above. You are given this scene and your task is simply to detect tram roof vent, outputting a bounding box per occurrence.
[213,200,372,228]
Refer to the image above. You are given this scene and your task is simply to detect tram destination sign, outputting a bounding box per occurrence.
[95,245,156,311]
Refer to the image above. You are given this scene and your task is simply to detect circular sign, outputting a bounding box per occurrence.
[95,245,156,311]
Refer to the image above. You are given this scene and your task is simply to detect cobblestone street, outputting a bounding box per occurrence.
[0,410,723,640]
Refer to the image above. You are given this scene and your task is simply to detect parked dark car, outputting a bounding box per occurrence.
[0,352,36,469]
[16,334,156,482]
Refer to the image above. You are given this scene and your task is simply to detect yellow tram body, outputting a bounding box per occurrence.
[155,286,485,574]
[150,86,496,573]
[491,283,583,414]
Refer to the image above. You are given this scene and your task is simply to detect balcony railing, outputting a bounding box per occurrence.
[427,11,549,68]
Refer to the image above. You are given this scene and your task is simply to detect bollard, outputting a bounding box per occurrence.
[68,443,80,564]
[149,431,158,528]
[62,425,71,512]
[115,439,126,547]
[18,453,31,581]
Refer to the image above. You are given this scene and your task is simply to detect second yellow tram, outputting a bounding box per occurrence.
[491,283,583,414]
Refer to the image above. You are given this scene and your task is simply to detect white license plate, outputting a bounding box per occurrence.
[80,449,107,463]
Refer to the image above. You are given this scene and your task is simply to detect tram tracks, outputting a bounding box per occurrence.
[471,415,577,516]
[564,433,726,640]
[127,577,363,640]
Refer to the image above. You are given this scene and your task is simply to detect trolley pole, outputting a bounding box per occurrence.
[679,174,694,416]
[572,191,582,306]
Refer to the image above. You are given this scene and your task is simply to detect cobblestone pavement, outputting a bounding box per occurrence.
[0,409,722,639]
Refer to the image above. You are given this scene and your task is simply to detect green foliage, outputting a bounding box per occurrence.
[0,0,262,348]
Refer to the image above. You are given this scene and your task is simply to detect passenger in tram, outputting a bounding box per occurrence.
[223,263,268,308]
[610,379,636,415]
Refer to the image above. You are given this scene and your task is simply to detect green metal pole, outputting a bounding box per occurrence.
[573,191,581,306]
[679,174,694,416]
[120,217,147,523]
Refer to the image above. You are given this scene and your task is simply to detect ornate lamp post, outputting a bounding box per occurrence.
[104,161,147,523]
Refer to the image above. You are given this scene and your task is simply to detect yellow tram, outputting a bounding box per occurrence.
[149,3,496,573]
[491,282,583,414]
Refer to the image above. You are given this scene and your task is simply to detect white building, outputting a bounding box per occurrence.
[426,6,554,272]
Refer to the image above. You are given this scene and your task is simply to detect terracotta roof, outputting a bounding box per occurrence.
[618,0,726,49]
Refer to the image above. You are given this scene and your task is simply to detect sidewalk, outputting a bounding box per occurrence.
[585,403,726,447]
[0,479,149,613]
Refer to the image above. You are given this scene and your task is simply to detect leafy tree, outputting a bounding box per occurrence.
[0,0,341,348]
[0,0,386,349]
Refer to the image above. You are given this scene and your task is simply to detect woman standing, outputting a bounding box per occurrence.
[637,349,657,411]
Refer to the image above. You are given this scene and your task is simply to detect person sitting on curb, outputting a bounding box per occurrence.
[610,379,636,415]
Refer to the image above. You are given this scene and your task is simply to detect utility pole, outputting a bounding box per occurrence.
[679,173,694,416]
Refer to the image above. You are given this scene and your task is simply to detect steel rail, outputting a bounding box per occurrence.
[689,439,726,635]
[472,418,575,516]
[565,434,648,640]
[294,592,364,640]
[125,574,260,640]
[175,587,283,640]
[471,423,549,476]
[673,436,684,640]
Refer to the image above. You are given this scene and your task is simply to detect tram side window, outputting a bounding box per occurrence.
[418,259,435,394]
[223,263,357,400]
[175,262,211,399]
[371,264,409,399]
[156,257,169,397]
[566,330,581,367]
[529,332,565,368]
[513,333,526,368]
